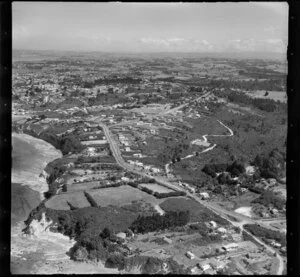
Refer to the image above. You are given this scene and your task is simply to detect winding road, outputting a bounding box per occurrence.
[95,102,285,275]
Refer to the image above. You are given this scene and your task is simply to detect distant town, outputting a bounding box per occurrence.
[12,49,287,274]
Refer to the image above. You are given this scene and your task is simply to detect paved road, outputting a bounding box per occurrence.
[188,194,284,275]
[98,122,184,192]
[96,116,285,275]
[160,91,212,115]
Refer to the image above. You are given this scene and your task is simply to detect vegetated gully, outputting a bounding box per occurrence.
[96,111,284,275]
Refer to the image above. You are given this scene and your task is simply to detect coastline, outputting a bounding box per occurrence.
[12,132,62,201]
[11,132,118,274]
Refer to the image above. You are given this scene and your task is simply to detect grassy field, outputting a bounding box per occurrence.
[245,90,286,103]
[230,191,260,209]
[45,191,91,210]
[185,116,230,140]
[139,183,175,193]
[67,181,109,192]
[160,197,229,226]
[86,185,161,207]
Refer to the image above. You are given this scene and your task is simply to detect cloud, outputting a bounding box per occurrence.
[223,38,287,53]
[252,2,288,17]
[139,37,213,51]
[263,26,277,34]
[13,25,30,39]
[139,37,170,47]
[167,37,186,43]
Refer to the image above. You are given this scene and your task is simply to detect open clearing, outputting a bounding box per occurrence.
[67,181,108,192]
[81,140,108,145]
[231,191,260,209]
[160,197,230,225]
[139,183,175,193]
[234,207,253,218]
[87,185,161,207]
[45,192,91,210]
[131,103,171,115]
[245,90,286,103]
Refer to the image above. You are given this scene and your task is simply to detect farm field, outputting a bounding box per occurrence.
[131,103,170,115]
[45,191,91,210]
[66,173,109,185]
[139,183,175,193]
[227,191,260,210]
[245,90,286,103]
[270,221,286,232]
[86,185,162,208]
[81,140,108,145]
[160,197,230,226]
[67,181,108,192]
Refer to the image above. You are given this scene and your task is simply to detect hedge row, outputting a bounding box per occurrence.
[92,182,123,190]
[153,191,186,199]
[84,191,98,207]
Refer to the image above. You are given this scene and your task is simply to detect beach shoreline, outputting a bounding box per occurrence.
[11,132,118,274]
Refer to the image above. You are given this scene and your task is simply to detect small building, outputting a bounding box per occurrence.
[245,165,255,175]
[190,266,198,274]
[186,251,196,260]
[144,165,151,171]
[121,177,130,182]
[270,241,281,248]
[151,167,161,173]
[199,192,209,199]
[222,243,238,252]
[163,237,172,244]
[268,178,277,186]
[270,208,279,215]
[209,221,217,229]
[188,187,196,193]
[217,227,227,233]
[116,232,126,240]
[199,263,211,271]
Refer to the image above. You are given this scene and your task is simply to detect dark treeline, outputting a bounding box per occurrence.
[252,191,285,210]
[208,78,285,92]
[130,210,190,234]
[251,148,285,180]
[25,128,84,156]
[244,224,286,247]
[83,77,142,88]
[226,91,278,112]
[202,160,245,179]
[39,131,84,155]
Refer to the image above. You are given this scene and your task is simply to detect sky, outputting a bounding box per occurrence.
[13,2,288,53]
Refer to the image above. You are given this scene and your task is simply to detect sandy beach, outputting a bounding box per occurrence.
[11,132,118,274]
[12,132,62,200]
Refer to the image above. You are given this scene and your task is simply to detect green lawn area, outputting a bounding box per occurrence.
[160,197,229,226]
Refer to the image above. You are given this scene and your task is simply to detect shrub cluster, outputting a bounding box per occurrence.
[140,186,153,194]
[130,210,190,234]
[38,131,85,155]
[153,191,186,199]
[244,224,286,246]
[252,148,285,179]
[251,191,285,210]
[202,160,245,179]
[84,191,98,207]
